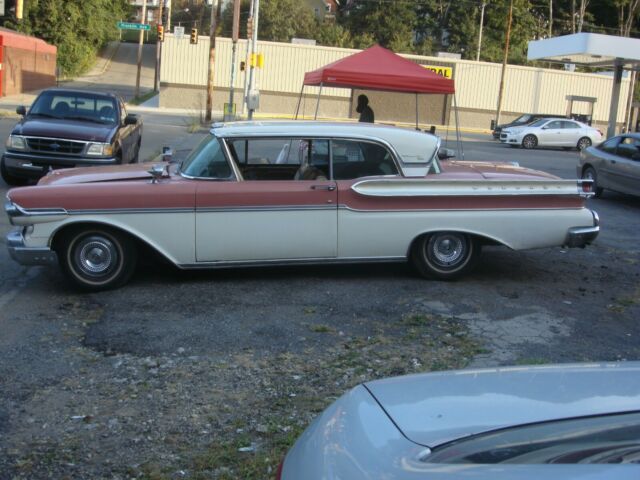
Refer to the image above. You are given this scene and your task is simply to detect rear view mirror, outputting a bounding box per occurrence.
[437,148,455,160]
[16,106,26,116]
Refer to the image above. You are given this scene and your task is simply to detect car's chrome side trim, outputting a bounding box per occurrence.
[337,204,584,213]
[196,205,335,213]
[351,178,595,197]
[66,207,194,215]
[5,201,68,218]
[178,256,406,269]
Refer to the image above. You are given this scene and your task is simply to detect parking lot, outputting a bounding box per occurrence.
[1,120,639,479]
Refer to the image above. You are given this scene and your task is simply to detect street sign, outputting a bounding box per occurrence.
[117,22,151,31]
[173,26,185,39]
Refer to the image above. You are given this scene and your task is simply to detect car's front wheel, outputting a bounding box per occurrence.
[58,227,137,291]
[411,232,480,280]
[1,157,28,186]
[582,166,603,198]
[522,134,538,149]
[577,137,592,151]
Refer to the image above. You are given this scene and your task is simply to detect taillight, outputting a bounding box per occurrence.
[275,459,284,479]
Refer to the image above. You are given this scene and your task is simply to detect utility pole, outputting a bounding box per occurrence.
[166,0,172,30]
[549,0,553,37]
[135,0,148,99]
[476,2,487,62]
[247,0,260,120]
[227,0,241,120]
[495,0,513,127]
[154,0,164,93]
[205,0,219,122]
[242,0,255,116]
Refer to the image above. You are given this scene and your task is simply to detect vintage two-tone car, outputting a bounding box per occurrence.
[5,122,599,290]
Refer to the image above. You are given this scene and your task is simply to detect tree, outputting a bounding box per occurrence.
[3,0,130,77]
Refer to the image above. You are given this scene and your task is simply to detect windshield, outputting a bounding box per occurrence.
[424,412,640,465]
[529,119,547,128]
[180,134,233,179]
[29,91,118,124]
[515,114,532,123]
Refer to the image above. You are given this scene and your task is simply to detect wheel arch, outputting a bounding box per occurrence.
[406,229,510,258]
[50,220,178,267]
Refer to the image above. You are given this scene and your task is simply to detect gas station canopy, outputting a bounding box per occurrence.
[528,33,640,137]
[528,33,640,68]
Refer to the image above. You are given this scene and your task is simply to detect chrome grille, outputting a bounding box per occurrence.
[26,137,86,155]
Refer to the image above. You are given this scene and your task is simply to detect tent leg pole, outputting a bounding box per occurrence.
[454,93,464,160]
[415,93,419,130]
[314,83,323,120]
[294,85,304,120]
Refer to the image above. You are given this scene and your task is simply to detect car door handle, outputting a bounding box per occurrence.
[311,185,336,191]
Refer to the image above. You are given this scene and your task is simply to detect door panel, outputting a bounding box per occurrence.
[195,181,337,262]
[537,121,563,146]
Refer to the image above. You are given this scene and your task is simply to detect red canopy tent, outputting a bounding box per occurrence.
[296,45,462,153]
[302,44,455,95]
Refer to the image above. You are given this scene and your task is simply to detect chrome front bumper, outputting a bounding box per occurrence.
[565,211,600,248]
[6,230,57,266]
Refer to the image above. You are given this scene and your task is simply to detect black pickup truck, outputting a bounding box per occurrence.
[1,88,143,185]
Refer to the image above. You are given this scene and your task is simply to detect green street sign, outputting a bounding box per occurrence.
[117,22,151,31]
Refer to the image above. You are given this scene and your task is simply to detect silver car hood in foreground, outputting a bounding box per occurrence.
[282,363,640,480]
[365,362,640,448]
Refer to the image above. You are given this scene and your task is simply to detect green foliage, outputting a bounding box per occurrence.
[4,0,130,76]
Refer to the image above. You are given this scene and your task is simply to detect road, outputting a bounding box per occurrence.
[64,42,156,101]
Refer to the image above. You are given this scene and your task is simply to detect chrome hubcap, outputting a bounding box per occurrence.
[429,234,465,266]
[74,236,118,277]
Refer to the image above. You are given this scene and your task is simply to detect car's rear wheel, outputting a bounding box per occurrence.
[1,157,28,186]
[522,134,537,149]
[577,137,592,151]
[411,232,480,280]
[58,227,137,291]
[582,166,603,198]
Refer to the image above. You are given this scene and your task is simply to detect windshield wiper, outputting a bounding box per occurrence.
[28,112,60,119]
[65,115,110,124]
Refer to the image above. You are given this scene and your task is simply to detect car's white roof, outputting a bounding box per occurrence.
[211,121,440,165]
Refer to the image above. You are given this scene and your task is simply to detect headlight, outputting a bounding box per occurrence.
[6,135,27,150]
[86,143,114,156]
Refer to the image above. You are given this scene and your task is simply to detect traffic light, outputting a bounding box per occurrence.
[157,25,164,42]
[190,28,198,45]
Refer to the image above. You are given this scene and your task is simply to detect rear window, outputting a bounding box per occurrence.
[423,412,640,465]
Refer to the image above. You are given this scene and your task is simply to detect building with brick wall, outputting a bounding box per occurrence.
[0,28,57,97]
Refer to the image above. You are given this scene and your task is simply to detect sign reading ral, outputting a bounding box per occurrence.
[173,26,185,39]
[422,65,453,79]
[117,21,151,31]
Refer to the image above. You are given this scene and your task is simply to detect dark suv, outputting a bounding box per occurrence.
[1,88,143,185]
[492,113,562,139]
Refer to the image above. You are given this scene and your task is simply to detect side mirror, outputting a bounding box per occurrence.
[437,147,455,160]
[124,113,138,125]
[148,164,166,183]
[16,106,26,116]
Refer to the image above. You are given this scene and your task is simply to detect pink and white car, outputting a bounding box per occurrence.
[5,121,599,290]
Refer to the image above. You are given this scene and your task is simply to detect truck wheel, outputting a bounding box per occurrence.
[1,157,28,186]
[58,227,137,291]
[411,232,480,280]
[132,139,141,163]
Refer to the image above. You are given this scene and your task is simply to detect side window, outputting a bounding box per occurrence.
[616,138,640,160]
[562,121,580,129]
[599,137,620,154]
[120,100,127,124]
[331,140,398,180]
[225,138,330,181]
[546,121,563,129]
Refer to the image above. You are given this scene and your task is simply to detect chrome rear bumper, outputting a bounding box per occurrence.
[6,230,57,266]
[565,211,600,248]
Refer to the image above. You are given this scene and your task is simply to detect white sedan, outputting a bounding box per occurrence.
[500,118,603,150]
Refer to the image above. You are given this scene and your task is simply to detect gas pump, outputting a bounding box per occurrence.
[566,95,596,126]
